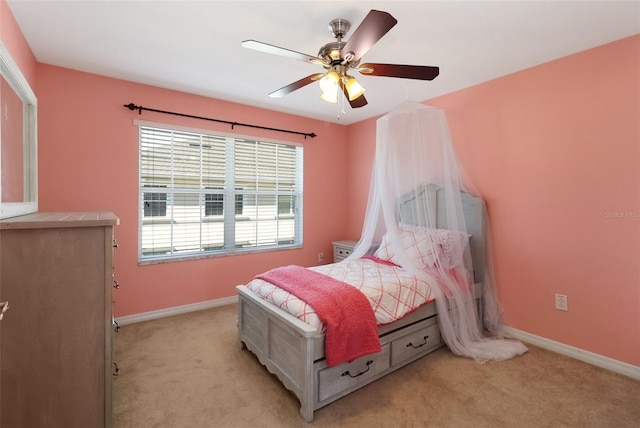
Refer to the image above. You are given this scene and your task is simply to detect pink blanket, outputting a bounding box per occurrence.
[256,265,382,367]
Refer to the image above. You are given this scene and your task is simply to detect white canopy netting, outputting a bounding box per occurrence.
[347,102,527,362]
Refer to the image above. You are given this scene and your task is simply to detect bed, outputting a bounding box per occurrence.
[236,184,485,421]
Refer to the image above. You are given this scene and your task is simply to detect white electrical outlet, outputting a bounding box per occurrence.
[318,252,324,262]
[555,294,568,311]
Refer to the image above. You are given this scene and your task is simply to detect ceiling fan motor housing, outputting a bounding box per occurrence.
[319,19,359,66]
[318,41,348,65]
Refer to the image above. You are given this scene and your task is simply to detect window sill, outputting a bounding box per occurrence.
[138,243,303,265]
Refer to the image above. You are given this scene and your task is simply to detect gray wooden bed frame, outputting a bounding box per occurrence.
[236,184,485,421]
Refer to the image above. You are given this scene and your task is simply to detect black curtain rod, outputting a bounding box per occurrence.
[123,103,317,139]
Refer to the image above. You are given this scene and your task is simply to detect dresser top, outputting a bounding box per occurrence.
[0,212,119,230]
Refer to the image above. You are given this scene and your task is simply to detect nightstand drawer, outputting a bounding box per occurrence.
[332,240,358,262]
[335,246,352,259]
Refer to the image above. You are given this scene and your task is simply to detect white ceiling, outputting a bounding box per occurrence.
[7,1,640,125]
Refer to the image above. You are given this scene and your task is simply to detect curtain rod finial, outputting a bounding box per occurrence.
[123,103,143,114]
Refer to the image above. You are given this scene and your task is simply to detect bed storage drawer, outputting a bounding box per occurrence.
[317,344,390,403]
[390,317,442,366]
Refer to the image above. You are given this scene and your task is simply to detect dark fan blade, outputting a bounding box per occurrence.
[348,94,368,108]
[358,63,440,80]
[268,73,325,98]
[242,40,326,65]
[338,79,368,108]
[340,10,397,63]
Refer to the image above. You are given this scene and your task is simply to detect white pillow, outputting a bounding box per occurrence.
[374,230,441,268]
[398,223,471,269]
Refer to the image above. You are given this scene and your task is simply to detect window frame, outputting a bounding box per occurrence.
[0,41,38,219]
[137,120,304,264]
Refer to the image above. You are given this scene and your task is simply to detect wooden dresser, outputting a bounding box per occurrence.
[0,212,119,427]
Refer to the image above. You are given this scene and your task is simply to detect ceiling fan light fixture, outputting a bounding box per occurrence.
[319,71,339,92]
[319,71,340,103]
[320,89,338,104]
[344,76,366,101]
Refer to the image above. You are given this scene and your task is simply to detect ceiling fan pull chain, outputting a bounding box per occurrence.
[338,90,346,120]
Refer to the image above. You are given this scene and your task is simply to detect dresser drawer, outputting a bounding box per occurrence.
[390,318,442,366]
[317,344,390,403]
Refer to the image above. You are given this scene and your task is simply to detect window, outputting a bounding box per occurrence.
[278,195,295,216]
[143,186,167,217]
[204,188,243,216]
[204,188,223,216]
[139,125,303,262]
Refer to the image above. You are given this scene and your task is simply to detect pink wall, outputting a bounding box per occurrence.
[0,0,36,87]
[346,35,640,367]
[35,64,349,317]
[345,119,377,239]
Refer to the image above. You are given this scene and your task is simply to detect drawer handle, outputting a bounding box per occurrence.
[341,360,373,378]
[406,335,429,349]
[0,301,9,321]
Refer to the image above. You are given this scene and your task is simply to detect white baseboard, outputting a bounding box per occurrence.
[115,296,238,326]
[503,326,640,380]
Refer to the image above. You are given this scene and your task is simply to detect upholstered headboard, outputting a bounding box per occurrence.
[397,184,485,283]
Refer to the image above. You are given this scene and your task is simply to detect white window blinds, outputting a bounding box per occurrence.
[139,125,303,262]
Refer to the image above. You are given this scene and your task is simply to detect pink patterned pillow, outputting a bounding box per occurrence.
[374,230,441,268]
[398,223,471,269]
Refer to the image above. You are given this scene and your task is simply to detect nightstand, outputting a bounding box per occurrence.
[332,240,358,262]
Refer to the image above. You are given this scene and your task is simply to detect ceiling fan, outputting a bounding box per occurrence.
[241,10,440,108]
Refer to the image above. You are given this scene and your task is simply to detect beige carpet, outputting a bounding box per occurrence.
[113,304,639,428]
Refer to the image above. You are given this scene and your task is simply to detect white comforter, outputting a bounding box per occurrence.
[245,258,437,332]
